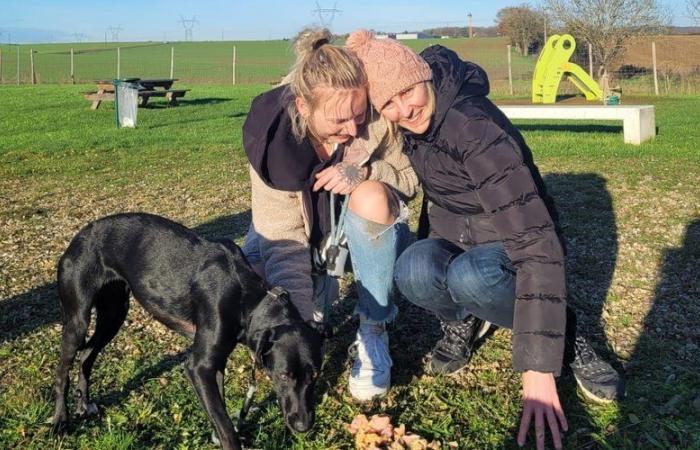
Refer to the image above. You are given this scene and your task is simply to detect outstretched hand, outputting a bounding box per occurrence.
[313,162,368,194]
[517,371,568,450]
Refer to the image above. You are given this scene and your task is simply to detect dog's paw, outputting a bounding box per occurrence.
[211,430,221,447]
[48,414,68,435]
[77,402,99,418]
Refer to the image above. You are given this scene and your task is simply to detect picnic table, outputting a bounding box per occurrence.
[82,78,190,110]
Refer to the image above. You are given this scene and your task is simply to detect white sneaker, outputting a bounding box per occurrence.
[348,323,392,401]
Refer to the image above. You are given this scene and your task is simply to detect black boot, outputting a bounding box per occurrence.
[429,315,486,375]
[565,307,625,403]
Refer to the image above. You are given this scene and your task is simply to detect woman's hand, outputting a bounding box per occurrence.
[313,162,368,194]
[517,370,568,450]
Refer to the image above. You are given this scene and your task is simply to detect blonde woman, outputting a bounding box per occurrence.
[242,29,418,401]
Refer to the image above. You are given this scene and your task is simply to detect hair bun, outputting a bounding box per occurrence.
[293,28,333,58]
[346,29,373,52]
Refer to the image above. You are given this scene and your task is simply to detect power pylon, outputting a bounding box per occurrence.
[312,2,341,29]
[179,16,198,41]
[107,25,123,42]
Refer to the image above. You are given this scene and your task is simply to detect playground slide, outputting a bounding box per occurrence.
[532,34,603,103]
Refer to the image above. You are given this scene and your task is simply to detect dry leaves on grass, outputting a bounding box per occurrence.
[347,414,452,450]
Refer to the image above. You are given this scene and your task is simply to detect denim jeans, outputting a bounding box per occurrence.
[343,208,411,324]
[394,238,516,328]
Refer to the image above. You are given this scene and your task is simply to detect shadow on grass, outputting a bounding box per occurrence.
[0,210,251,344]
[542,173,623,448]
[516,123,622,134]
[611,219,700,448]
[140,97,233,109]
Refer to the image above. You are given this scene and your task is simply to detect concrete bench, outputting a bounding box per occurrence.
[497,105,656,145]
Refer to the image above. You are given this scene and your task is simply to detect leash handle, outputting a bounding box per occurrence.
[329,192,350,245]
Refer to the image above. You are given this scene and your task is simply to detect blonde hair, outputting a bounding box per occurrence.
[382,81,437,143]
[286,28,367,142]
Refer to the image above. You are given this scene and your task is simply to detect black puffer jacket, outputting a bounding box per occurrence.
[405,45,566,375]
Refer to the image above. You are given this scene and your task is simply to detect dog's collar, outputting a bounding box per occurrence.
[247,286,291,334]
[265,286,288,301]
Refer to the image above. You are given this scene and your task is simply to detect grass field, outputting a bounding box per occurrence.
[3,35,699,96]
[0,37,536,93]
[1,85,699,449]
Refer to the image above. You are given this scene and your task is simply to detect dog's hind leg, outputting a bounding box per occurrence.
[51,277,94,433]
[75,280,129,417]
[185,330,239,450]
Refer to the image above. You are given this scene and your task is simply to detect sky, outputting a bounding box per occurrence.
[0,0,696,44]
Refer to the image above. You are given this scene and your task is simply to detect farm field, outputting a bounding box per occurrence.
[0,37,535,92]
[1,85,699,449]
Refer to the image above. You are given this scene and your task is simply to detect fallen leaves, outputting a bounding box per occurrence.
[346,414,446,450]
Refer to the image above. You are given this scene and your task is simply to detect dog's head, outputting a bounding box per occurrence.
[253,321,323,432]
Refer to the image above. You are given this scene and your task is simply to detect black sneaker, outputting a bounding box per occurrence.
[429,315,487,375]
[569,335,625,403]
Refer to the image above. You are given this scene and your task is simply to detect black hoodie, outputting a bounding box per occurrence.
[404,45,567,375]
[243,85,342,246]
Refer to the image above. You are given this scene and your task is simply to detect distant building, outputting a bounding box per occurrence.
[376,32,431,40]
[396,32,431,40]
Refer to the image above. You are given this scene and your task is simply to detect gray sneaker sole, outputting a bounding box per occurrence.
[574,376,615,404]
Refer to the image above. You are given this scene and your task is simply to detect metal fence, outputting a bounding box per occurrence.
[1,37,698,97]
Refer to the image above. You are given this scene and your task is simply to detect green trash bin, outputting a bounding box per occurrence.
[113,79,140,128]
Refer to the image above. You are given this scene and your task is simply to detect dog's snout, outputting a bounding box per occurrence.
[288,413,313,433]
[293,419,309,432]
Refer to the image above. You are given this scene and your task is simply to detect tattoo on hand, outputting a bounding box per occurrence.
[337,162,367,189]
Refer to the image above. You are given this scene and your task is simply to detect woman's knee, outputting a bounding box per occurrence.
[445,245,515,307]
[394,240,449,301]
[348,181,393,225]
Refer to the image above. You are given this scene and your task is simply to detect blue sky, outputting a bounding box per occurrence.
[0,0,695,43]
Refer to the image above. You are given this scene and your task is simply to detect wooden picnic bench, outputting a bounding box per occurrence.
[82,79,190,110]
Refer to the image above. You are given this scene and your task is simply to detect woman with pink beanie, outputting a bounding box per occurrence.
[346,29,623,450]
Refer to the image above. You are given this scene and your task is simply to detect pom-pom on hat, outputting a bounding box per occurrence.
[346,29,432,111]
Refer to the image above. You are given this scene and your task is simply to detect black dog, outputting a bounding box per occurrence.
[50,213,323,450]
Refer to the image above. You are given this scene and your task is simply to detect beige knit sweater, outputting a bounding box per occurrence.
[244,118,418,320]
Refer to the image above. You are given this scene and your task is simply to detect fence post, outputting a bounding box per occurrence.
[232,45,236,85]
[652,41,659,96]
[30,48,36,84]
[170,46,174,79]
[507,44,513,96]
[17,46,20,85]
[588,43,593,78]
[70,48,75,84]
[117,47,121,79]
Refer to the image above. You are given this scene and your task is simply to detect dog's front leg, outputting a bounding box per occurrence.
[185,351,240,450]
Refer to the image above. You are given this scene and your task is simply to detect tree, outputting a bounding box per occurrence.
[689,0,700,24]
[544,0,669,79]
[496,4,545,56]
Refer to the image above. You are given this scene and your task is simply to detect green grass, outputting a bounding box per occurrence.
[0,38,537,94]
[1,86,699,449]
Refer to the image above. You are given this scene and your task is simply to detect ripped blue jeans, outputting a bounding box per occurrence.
[342,207,411,325]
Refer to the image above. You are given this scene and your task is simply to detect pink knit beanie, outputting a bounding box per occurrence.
[346,29,432,111]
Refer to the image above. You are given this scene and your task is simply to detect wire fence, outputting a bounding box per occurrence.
[1,36,698,97]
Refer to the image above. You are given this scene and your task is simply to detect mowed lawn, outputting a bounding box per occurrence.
[1,85,699,449]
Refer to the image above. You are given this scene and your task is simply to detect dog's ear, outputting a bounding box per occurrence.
[252,328,275,366]
[306,320,333,339]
